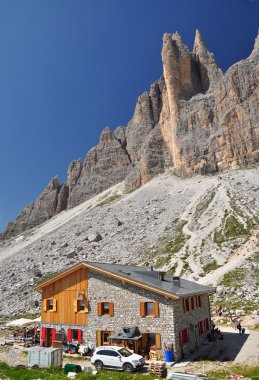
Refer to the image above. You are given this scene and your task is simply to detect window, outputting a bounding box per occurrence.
[67,328,82,343]
[97,302,114,316]
[103,302,110,314]
[48,299,53,310]
[107,350,120,357]
[140,301,159,317]
[118,348,132,357]
[74,299,88,313]
[185,298,189,312]
[72,329,78,341]
[183,296,202,312]
[179,327,190,347]
[43,299,57,312]
[198,318,209,335]
[146,302,154,315]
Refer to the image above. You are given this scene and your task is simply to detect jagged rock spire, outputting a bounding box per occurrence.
[193,29,213,61]
[193,29,223,89]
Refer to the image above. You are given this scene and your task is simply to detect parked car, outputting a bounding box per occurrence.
[91,345,145,373]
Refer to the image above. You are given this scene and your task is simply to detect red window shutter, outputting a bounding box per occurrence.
[205,318,209,331]
[183,298,186,313]
[41,327,46,341]
[52,328,56,342]
[78,329,82,343]
[67,328,72,342]
[187,327,190,342]
[179,331,184,347]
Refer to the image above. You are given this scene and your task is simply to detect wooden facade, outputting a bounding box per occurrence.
[41,267,88,325]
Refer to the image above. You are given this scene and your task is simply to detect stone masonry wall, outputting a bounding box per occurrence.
[41,271,211,361]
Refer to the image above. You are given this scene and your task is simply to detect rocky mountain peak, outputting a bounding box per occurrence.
[193,29,211,58]
[1,30,258,240]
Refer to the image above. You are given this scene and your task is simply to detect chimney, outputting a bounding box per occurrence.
[173,276,180,286]
[157,271,166,281]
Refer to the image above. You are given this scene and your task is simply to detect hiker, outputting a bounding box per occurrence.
[237,321,242,335]
[231,316,237,330]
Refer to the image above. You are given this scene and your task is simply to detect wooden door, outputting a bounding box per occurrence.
[45,328,53,347]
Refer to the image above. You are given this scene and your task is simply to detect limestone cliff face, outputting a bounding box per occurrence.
[67,127,132,208]
[1,30,258,239]
[160,30,258,174]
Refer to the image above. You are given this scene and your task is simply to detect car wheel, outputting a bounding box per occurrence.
[123,363,134,373]
[94,360,103,371]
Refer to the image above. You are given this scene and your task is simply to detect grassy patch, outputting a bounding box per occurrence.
[191,191,216,230]
[219,268,246,287]
[11,312,40,320]
[203,260,220,274]
[96,194,122,207]
[140,219,190,269]
[211,297,258,314]
[214,212,250,246]
[0,362,157,380]
[124,186,135,194]
[206,365,259,379]
[180,260,191,276]
[34,270,64,286]
[167,264,178,276]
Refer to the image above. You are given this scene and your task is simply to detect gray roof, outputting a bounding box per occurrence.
[85,261,215,297]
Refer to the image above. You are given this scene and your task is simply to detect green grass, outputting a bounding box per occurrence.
[206,364,259,379]
[34,269,64,286]
[219,268,246,287]
[190,191,216,231]
[96,194,122,207]
[140,219,190,269]
[203,260,220,274]
[0,363,157,380]
[124,186,135,194]
[167,264,177,275]
[3,312,40,322]
[214,212,250,246]
[180,260,191,276]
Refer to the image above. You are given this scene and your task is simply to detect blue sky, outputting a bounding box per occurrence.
[0,0,258,231]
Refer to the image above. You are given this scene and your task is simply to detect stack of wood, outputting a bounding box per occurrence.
[149,350,159,361]
[148,361,167,378]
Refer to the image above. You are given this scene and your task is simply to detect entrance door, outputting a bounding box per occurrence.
[45,328,53,347]
[96,330,114,346]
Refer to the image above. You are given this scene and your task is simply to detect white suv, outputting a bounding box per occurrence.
[91,345,145,373]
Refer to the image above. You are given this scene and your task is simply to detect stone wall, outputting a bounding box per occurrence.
[41,270,211,361]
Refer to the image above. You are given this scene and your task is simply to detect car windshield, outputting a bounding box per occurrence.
[118,348,132,357]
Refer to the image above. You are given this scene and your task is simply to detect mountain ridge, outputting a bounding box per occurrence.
[1,29,258,241]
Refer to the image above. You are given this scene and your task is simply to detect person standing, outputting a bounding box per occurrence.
[237,321,242,335]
